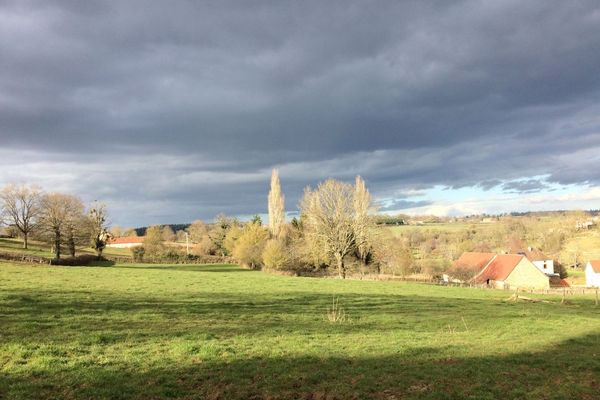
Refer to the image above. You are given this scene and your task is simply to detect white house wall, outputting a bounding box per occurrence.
[532,260,554,275]
[586,263,600,287]
[106,243,143,249]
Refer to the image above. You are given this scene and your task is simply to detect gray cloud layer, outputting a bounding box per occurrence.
[1,1,600,225]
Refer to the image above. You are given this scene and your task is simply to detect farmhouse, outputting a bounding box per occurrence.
[107,236,144,249]
[451,252,550,290]
[517,247,555,275]
[472,254,550,290]
[585,260,600,287]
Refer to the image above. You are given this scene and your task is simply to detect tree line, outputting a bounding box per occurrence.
[124,170,381,278]
[0,184,110,259]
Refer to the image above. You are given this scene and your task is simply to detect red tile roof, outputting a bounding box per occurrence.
[452,252,496,274]
[108,236,144,244]
[507,244,549,261]
[473,254,523,283]
[522,249,548,261]
[549,275,570,287]
[559,278,570,287]
[589,260,600,273]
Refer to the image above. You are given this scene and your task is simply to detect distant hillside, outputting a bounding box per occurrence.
[134,224,191,236]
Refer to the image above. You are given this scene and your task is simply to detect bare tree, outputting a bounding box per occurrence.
[353,176,375,266]
[109,225,123,238]
[143,225,165,261]
[187,220,208,242]
[300,179,349,278]
[268,169,285,238]
[0,184,43,249]
[122,227,138,237]
[89,202,110,257]
[39,193,85,259]
[65,211,91,257]
[300,177,376,278]
[161,225,176,242]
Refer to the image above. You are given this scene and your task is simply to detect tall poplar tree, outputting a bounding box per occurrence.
[268,169,285,238]
[353,176,373,266]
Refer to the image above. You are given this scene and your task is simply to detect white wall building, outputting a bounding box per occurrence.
[585,261,600,287]
[531,259,554,275]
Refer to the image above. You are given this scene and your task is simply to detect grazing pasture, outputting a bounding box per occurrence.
[1,262,599,399]
[0,238,131,260]
[385,222,479,236]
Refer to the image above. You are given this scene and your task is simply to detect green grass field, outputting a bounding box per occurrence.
[385,222,478,236]
[1,262,600,399]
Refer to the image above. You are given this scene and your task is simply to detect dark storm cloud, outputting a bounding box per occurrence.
[1,0,600,224]
[379,199,433,212]
[502,179,550,194]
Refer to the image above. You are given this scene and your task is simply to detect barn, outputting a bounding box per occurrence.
[451,252,550,290]
[472,254,550,290]
[585,260,600,287]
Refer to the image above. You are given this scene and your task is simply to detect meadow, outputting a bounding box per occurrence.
[0,238,132,260]
[1,262,600,399]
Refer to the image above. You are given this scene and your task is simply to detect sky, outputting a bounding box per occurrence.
[1,1,600,227]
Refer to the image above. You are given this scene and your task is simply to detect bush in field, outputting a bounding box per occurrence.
[131,246,145,262]
[161,226,176,242]
[192,235,217,256]
[50,254,114,266]
[161,247,186,262]
[232,223,268,269]
[144,225,165,261]
[223,225,243,255]
[262,239,290,270]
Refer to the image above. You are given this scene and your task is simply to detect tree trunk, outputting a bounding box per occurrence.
[68,235,76,257]
[54,230,61,259]
[23,233,28,250]
[335,254,345,279]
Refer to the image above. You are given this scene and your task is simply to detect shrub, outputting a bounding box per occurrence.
[144,225,165,259]
[192,235,217,256]
[50,254,114,266]
[161,247,186,263]
[262,239,290,270]
[554,261,568,279]
[223,226,243,255]
[131,246,145,262]
[232,223,268,269]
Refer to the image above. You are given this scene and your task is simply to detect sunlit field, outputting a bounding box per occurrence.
[0,238,131,259]
[1,262,599,399]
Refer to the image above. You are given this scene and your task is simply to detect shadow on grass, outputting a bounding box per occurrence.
[3,287,600,350]
[1,332,599,399]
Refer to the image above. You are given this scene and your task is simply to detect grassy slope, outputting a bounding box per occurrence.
[385,222,477,236]
[0,238,131,259]
[1,263,600,399]
[562,231,600,262]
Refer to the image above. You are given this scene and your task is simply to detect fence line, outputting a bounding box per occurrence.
[347,273,600,298]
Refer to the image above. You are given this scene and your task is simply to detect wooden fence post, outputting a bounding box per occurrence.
[595,288,598,307]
